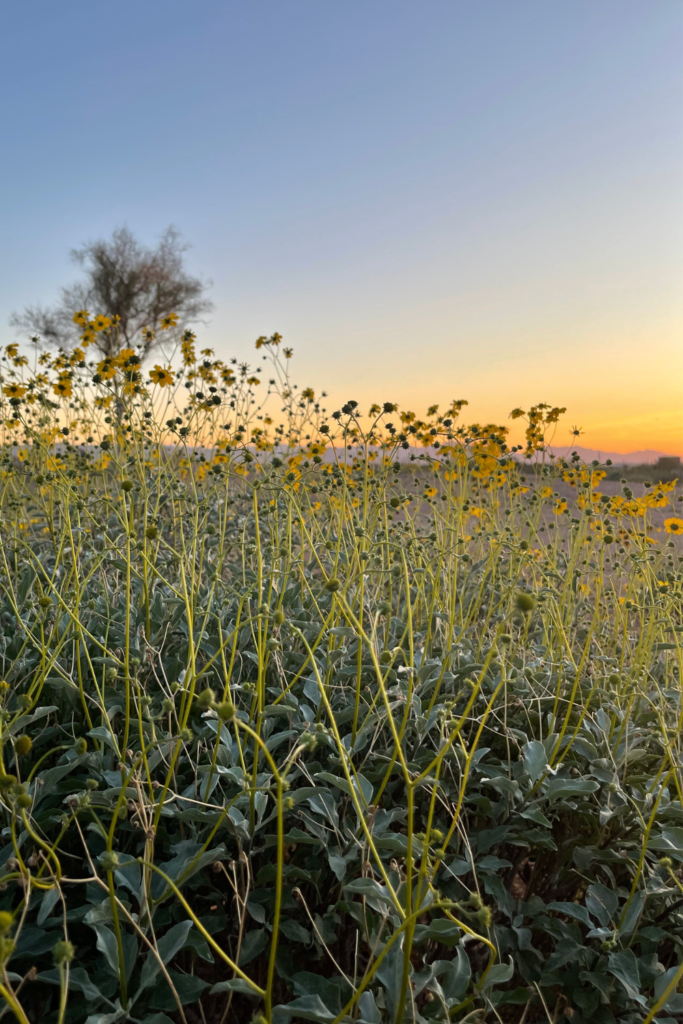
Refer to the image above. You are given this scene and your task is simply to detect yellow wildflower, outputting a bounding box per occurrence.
[149,365,175,387]
[96,358,118,381]
[53,375,73,398]
[664,517,683,535]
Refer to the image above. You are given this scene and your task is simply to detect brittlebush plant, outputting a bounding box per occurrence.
[0,316,679,1024]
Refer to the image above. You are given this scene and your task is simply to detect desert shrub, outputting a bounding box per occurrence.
[0,322,679,1023]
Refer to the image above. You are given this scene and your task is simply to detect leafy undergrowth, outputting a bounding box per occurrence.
[0,326,680,1024]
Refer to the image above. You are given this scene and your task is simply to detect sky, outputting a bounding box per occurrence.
[1,1,681,454]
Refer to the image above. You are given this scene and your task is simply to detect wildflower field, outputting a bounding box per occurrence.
[0,318,680,1024]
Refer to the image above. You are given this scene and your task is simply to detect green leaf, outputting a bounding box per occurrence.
[523,740,547,782]
[9,706,57,735]
[37,886,60,925]
[183,929,214,963]
[413,918,461,946]
[649,827,683,854]
[137,921,193,996]
[357,990,381,1023]
[343,878,394,906]
[482,957,514,990]
[585,883,618,927]
[148,971,210,1010]
[543,938,583,974]
[291,972,350,1013]
[210,978,258,995]
[520,806,552,827]
[279,918,312,944]
[93,924,136,983]
[17,567,36,605]
[607,949,644,1003]
[547,901,593,929]
[87,726,119,752]
[94,924,120,977]
[315,771,373,807]
[618,890,645,937]
[272,995,336,1022]
[545,777,600,801]
[238,928,268,966]
[37,967,112,1006]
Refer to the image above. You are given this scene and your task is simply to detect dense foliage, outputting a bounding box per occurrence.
[0,321,680,1024]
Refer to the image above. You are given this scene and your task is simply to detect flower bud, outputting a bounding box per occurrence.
[515,591,535,614]
[215,702,235,722]
[53,940,75,965]
[14,736,32,757]
[100,850,119,872]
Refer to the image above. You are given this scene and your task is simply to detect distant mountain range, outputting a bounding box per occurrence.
[543,446,680,465]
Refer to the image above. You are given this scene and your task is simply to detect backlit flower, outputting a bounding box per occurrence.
[96,357,118,381]
[53,375,73,398]
[149,365,174,387]
[160,313,178,330]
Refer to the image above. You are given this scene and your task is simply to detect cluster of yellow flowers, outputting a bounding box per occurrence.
[0,315,680,552]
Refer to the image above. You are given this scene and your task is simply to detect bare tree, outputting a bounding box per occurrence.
[11,226,213,359]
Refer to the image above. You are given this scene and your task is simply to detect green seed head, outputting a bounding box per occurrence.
[145,525,158,539]
[100,851,120,872]
[197,688,216,710]
[121,480,134,492]
[14,736,32,757]
[216,701,235,722]
[476,906,492,929]
[324,577,341,592]
[0,912,13,935]
[74,738,87,756]
[515,591,535,614]
[274,608,285,625]
[53,940,76,965]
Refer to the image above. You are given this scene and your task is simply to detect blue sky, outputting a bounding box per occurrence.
[2,1,681,450]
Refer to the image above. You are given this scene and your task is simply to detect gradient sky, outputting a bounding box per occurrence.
[1,1,681,453]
